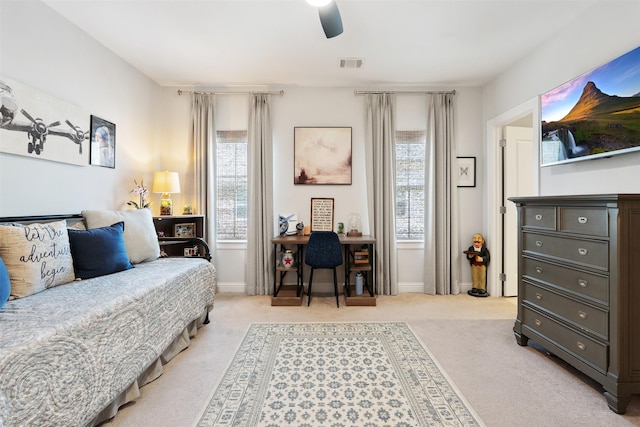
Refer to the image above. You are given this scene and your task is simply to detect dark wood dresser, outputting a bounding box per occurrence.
[509,194,640,414]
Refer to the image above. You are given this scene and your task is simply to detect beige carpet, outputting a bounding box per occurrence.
[103,293,640,427]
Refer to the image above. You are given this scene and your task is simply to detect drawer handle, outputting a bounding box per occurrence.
[536,240,543,247]
[577,341,586,351]
[535,293,542,300]
[535,214,543,221]
[535,267,543,274]
[578,279,588,288]
[578,248,588,256]
[534,319,541,327]
[578,216,588,224]
[578,310,588,319]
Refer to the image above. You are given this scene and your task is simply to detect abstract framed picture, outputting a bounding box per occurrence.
[90,115,116,168]
[540,45,640,166]
[294,127,352,184]
[457,157,476,187]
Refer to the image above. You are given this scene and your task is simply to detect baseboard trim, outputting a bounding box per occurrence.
[398,282,424,293]
[217,281,475,295]
[216,282,246,293]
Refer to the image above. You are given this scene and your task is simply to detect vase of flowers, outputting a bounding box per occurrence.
[127,179,151,209]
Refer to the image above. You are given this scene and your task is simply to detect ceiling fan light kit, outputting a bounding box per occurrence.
[308,0,343,38]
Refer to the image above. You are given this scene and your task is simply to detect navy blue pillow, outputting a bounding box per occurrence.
[0,257,10,309]
[68,221,133,279]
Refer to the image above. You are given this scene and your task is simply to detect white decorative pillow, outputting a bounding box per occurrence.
[81,209,160,264]
[0,220,76,298]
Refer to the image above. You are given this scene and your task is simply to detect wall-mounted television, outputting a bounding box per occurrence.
[540,46,640,166]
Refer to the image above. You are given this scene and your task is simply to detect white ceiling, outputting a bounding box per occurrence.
[42,0,600,88]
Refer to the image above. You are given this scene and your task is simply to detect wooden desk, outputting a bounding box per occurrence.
[271,234,376,303]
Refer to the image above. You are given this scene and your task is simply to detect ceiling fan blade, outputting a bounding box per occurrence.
[318,1,343,38]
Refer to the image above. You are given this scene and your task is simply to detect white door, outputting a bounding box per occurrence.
[503,126,534,296]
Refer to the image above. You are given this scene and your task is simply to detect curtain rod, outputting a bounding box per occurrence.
[177,89,284,96]
[354,90,456,95]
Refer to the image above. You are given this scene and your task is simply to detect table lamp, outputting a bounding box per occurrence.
[153,171,180,215]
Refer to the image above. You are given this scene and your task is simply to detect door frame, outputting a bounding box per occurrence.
[485,97,540,297]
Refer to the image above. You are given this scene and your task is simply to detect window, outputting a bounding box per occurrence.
[395,130,425,240]
[216,130,247,240]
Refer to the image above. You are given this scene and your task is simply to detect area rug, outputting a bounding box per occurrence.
[195,322,484,427]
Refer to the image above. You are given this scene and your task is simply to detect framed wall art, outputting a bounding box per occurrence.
[0,75,89,166]
[310,198,334,232]
[90,115,116,168]
[294,127,352,185]
[457,157,476,187]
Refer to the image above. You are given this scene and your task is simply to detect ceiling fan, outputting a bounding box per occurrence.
[307,0,343,38]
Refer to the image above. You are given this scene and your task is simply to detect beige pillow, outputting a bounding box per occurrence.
[0,220,76,298]
[82,209,160,263]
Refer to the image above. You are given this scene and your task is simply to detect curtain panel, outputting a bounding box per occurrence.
[246,94,274,295]
[188,94,216,258]
[365,94,398,295]
[424,93,460,295]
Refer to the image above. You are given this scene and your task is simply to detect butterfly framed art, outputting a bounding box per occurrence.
[457,157,476,187]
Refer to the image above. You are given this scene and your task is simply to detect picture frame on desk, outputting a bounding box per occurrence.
[174,222,196,238]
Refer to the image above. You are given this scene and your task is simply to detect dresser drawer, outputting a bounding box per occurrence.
[522,256,609,305]
[522,306,607,373]
[523,232,608,271]
[522,281,608,339]
[522,206,556,230]
[559,207,608,237]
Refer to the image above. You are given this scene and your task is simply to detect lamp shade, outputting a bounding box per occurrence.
[152,171,181,194]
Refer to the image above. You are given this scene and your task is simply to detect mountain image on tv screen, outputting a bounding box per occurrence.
[540,46,640,166]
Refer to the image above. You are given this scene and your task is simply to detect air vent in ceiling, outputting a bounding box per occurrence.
[339,58,364,69]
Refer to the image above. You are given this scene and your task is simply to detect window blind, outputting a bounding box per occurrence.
[395,130,425,240]
[216,130,248,240]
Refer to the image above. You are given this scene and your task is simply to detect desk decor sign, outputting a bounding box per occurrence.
[310,198,334,232]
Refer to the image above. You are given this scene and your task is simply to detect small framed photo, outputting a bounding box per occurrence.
[90,115,116,168]
[457,157,476,188]
[174,223,196,238]
[184,246,199,257]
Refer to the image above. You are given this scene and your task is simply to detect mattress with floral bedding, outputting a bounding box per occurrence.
[0,256,216,427]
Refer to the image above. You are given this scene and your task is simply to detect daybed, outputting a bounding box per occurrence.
[0,210,216,427]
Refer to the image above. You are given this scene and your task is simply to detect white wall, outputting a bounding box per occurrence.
[483,0,640,196]
[159,86,484,290]
[1,1,485,293]
[0,0,162,216]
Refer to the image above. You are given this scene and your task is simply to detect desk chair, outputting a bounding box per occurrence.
[305,231,343,307]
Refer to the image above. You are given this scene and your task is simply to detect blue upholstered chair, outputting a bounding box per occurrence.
[305,231,343,307]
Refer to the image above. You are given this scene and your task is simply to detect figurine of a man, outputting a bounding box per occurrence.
[466,233,490,297]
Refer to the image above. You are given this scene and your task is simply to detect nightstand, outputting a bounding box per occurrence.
[152,215,208,259]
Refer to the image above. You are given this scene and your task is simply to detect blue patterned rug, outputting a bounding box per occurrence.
[195,322,484,427]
